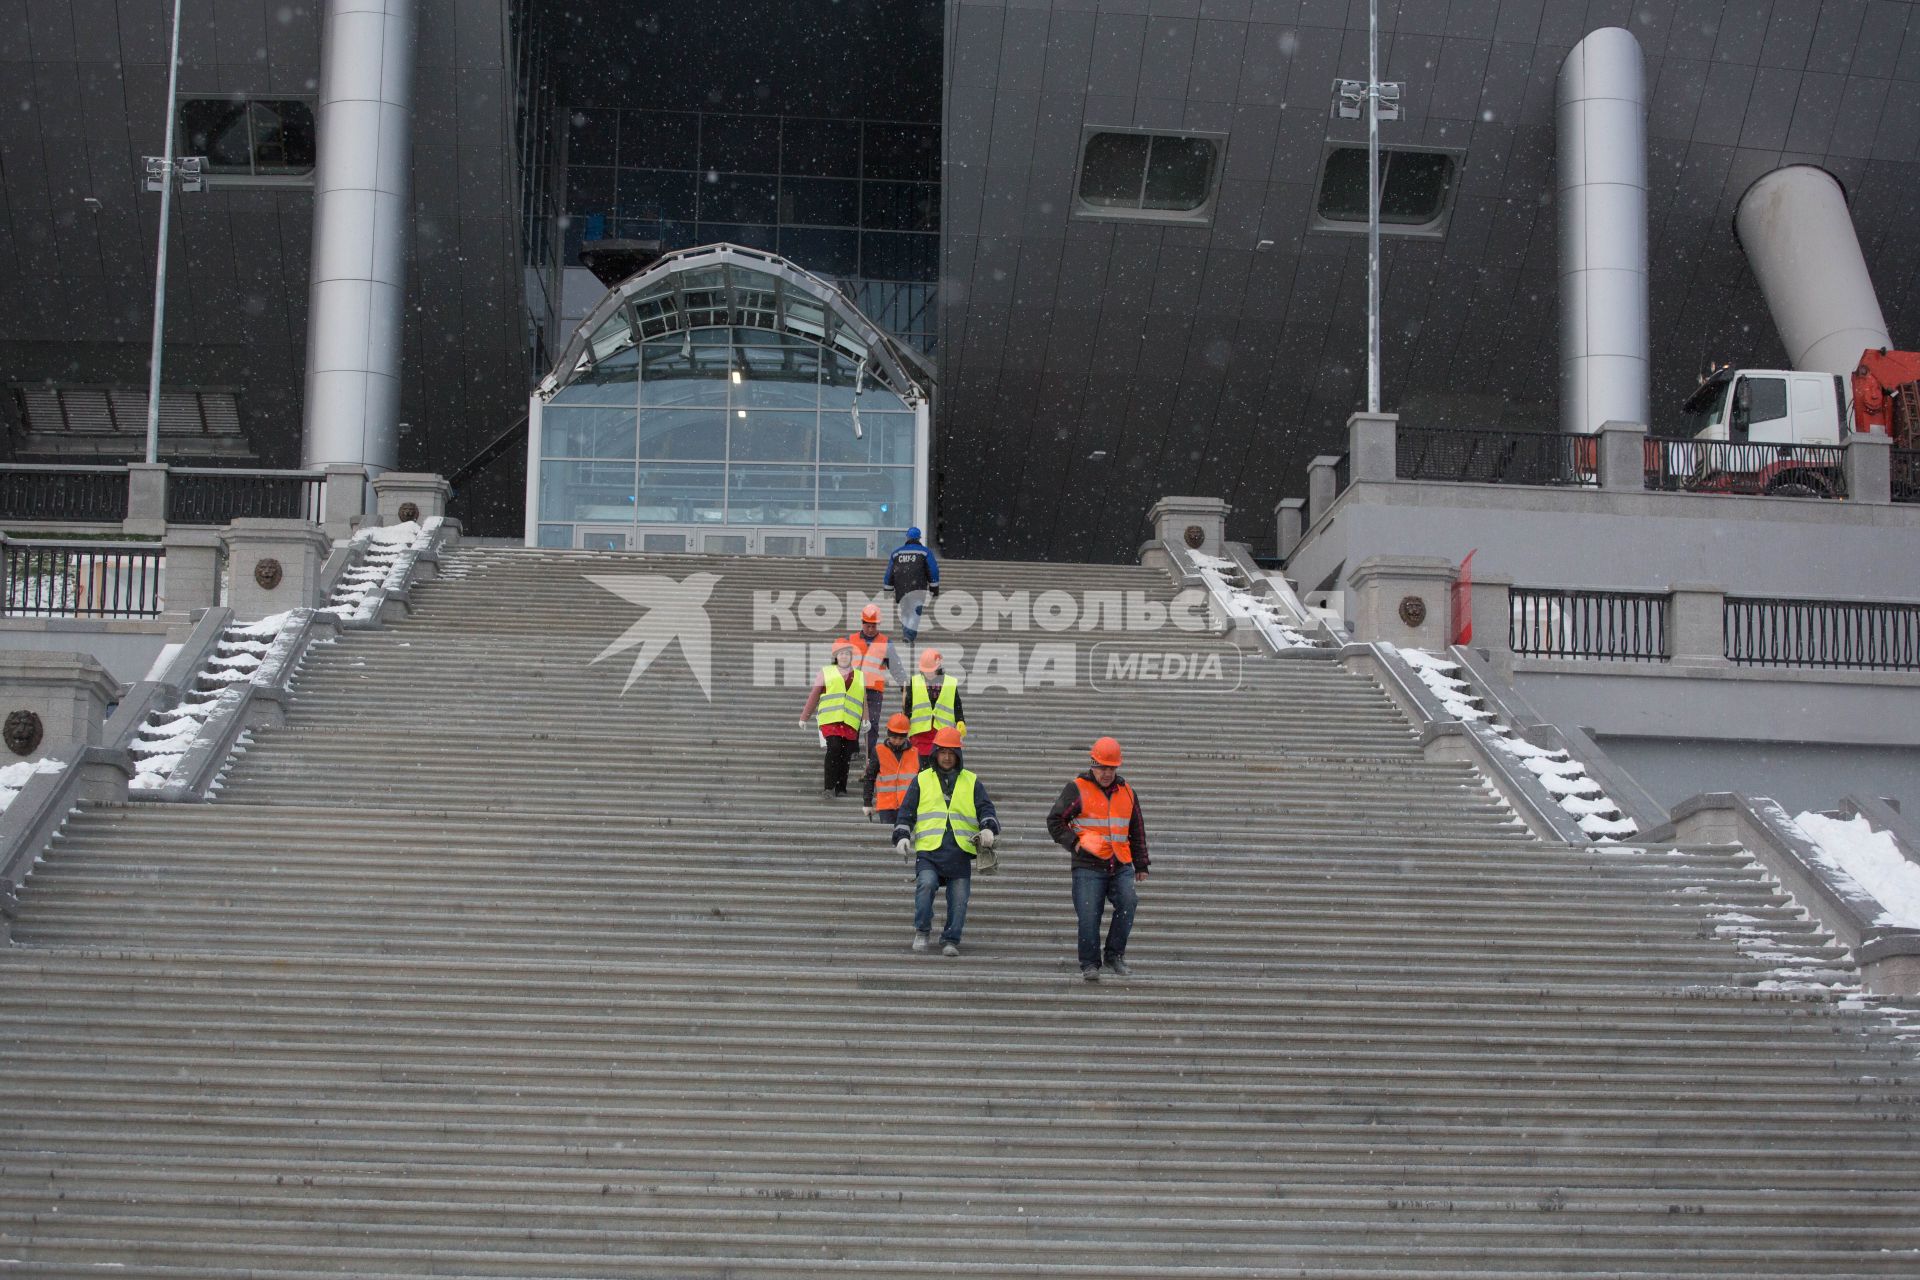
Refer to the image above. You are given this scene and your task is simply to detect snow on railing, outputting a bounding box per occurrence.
[1788,811,1920,929]
[1188,550,1316,651]
[0,758,66,815]
[326,517,441,622]
[128,612,306,793]
[1387,644,1639,842]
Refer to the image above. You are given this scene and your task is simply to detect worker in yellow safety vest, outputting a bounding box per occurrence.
[903,646,964,758]
[798,637,867,799]
[848,603,894,815]
[891,726,999,957]
[1046,736,1150,981]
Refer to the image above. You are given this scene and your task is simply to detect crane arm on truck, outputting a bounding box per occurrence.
[1849,348,1920,446]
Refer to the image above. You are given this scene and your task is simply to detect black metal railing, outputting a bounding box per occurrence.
[1333,453,1351,496]
[1397,426,1597,487]
[2,540,165,618]
[1893,448,1919,503]
[0,465,131,523]
[1509,587,1668,662]
[1724,596,1920,670]
[167,468,325,525]
[1643,438,1848,498]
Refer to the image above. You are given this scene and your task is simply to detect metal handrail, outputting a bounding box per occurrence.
[2,539,165,619]
[1643,438,1849,498]
[1725,595,1920,670]
[1397,426,1596,486]
[1509,586,1668,662]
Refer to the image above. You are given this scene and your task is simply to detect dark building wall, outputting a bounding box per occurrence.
[937,0,1920,563]
[0,0,527,497]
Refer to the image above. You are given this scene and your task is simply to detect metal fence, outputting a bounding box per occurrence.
[0,465,131,523]
[1894,448,1919,504]
[1509,586,1669,662]
[1,540,165,619]
[1724,596,1920,670]
[1643,439,1848,498]
[167,468,325,525]
[1397,427,1596,486]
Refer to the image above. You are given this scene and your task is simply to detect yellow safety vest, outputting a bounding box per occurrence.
[815,665,866,730]
[908,674,959,735]
[912,768,980,856]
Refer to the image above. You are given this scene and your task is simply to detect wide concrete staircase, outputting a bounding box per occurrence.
[2,546,1916,1276]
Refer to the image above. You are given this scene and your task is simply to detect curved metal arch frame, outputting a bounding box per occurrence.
[540,243,933,407]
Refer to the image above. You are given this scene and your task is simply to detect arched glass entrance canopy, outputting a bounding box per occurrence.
[527,243,934,556]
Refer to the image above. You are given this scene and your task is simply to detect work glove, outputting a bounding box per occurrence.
[895,838,912,862]
[978,828,997,849]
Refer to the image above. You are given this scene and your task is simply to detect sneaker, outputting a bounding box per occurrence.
[942,942,960,958]
[1105,957,1133,977]
[912,932,929,952]
[1081,965,1101,982]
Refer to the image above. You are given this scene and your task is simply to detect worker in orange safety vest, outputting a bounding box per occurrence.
[1045,736,1150,982]
[870,713,919,827]
[848,603,894,815]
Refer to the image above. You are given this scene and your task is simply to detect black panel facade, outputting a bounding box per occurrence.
[938,0,1920,562]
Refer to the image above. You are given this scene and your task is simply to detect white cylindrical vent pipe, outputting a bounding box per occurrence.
[301,0,416,472]
[1734,164,1891,377]
[1557,27,1649,435]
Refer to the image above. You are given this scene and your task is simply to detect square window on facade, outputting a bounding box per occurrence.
[1313,146,1460,233]
[863,123,939,182]
[861,181,938,232]
[617,169,698,222]
[178,98,315,177]
[621,110,699,169]
[780,177,861,228]
[1075,130,1222,223]
[698,173,779,224]
[783,117,862,177]
[778,227,861,278]
[701,114,781,173]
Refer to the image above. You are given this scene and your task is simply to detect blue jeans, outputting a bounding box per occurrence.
[1072,865,1137,969]
[914,863,971,944]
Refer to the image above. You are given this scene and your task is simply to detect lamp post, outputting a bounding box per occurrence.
[140,0,206,465]
[1333,0,1402,415]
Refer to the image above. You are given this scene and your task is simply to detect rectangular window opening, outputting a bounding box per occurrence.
[1075,129,1223,225]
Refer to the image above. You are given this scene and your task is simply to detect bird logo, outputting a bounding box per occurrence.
[586,572,721,699]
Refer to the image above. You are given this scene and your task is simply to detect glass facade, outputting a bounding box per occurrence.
[534,250,927,552]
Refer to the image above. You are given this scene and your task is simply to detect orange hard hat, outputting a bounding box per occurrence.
[831,637,855,655]
[886,713,910,734]
[932,727,965,749]
[918,647,943,674]
[1089,736,1123,767]
[860,603,881,623]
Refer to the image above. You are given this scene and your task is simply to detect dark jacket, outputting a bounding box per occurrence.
[893,750,1000,879]
[1047,770,1150,875]
[883,539,939,597]
[900,674,964,731]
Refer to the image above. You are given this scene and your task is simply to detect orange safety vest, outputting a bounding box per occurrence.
[1071,777,1135,864]
[874,741,919,810]
[851,631,890,691]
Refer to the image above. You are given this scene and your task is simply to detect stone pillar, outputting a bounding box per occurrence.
[1464,572,1515,678]
[125,462,169,537]
[1845,431,1892,505]
[1307,455,1343,528]
[221,519,333,620]
[161,528,224,616]
[0,651,122,759]
[1668,583,1726,666]
[1144,496,1230,559]
[323,464,370,539]
[371,472,452,526]
[1597,420,1646,491]
[1275,498,1306,561]
[1348,556,1457,649]
[1347,411,1398,482]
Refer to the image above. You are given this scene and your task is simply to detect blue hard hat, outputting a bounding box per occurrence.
[905,526,922,541]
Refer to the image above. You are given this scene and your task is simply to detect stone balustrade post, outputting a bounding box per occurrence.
[1275,498,1305,561]
[1144,496,1230,559]
[1668,583,1727,666]
[160,529,225,616]
[1462,571,1514,678]
[221,519,333,621]
[1307,456,1342,528]
[0,651,121,759]
[1597,420,1647,492]
[1845,431,1892,505]
[322,464,370,539]
[1347,411,1398,482]
[1348,555,1457,649]
[371,472,452,526]
[124,463,168,537]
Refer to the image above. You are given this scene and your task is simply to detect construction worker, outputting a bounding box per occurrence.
[1046,736,1150,982]
[893,726,999,957]
[882,526,939,646]
[797,637,866,798]
[871,713,918,828]
[902,646,964,759]
[848,603,893,815]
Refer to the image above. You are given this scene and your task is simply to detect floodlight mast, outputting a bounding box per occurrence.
[1367,0,1381,414]
[143,0,186,465]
